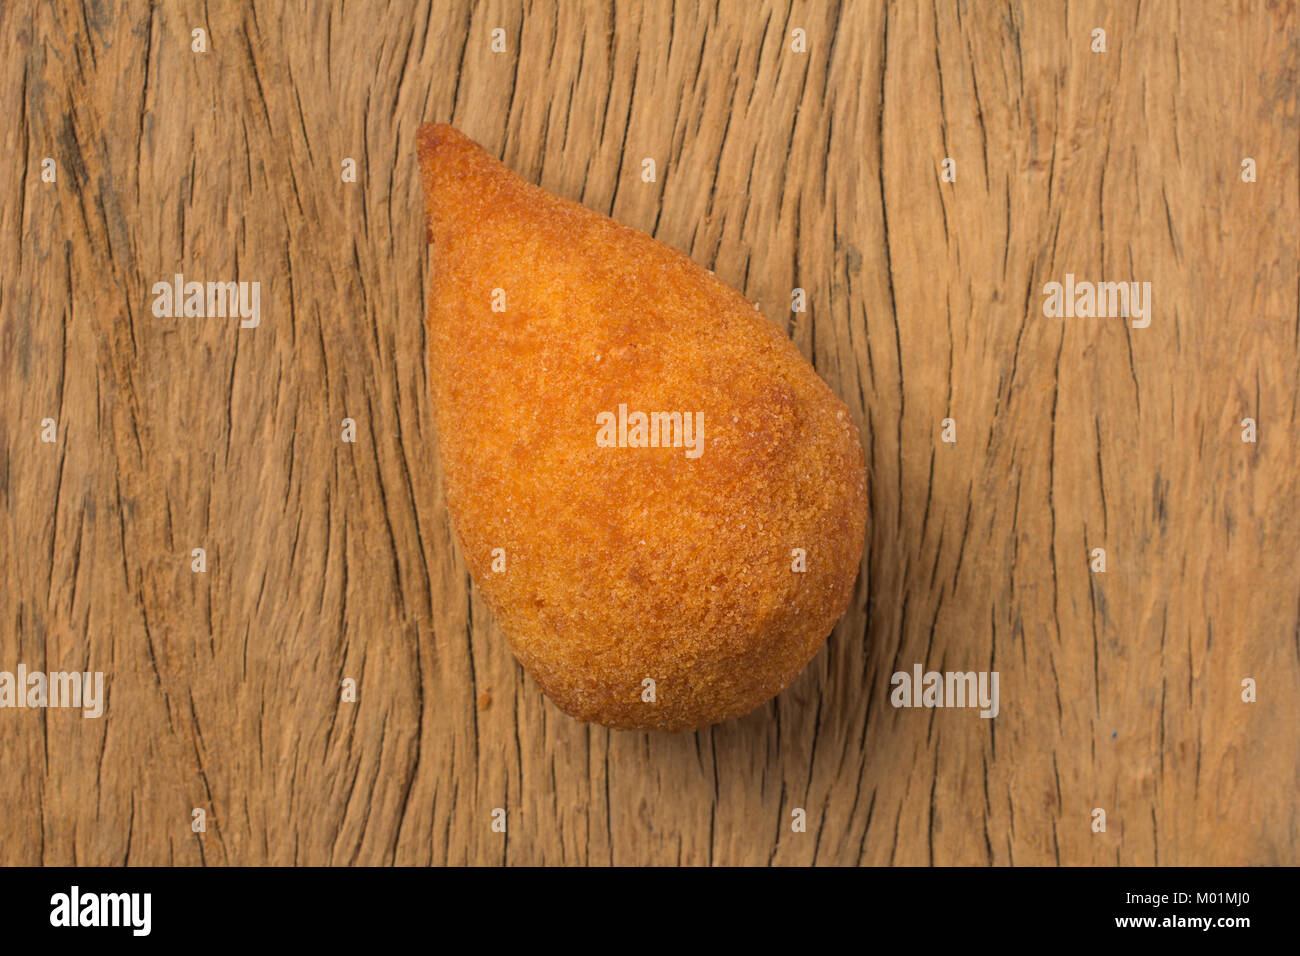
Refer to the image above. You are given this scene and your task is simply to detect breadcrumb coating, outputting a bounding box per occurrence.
[418,123,867,731]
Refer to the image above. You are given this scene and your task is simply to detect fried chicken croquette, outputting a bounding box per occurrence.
[417,123,867,731]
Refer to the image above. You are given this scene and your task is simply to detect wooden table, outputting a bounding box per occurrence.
[2,0,1296,865]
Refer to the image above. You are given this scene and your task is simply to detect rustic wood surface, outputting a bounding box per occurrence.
[1,0,1297,866]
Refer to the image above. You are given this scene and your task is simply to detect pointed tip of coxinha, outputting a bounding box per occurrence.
[415,122,477,184]
[415,121,457,153]
[416,123,494,241]
[415,122,479,168]
[417,122,598,265]
[414,123,759,339]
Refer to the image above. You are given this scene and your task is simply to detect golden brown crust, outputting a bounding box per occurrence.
[418,123,867,731]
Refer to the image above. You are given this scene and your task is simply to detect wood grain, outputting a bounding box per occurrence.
[1,0,1297,866]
